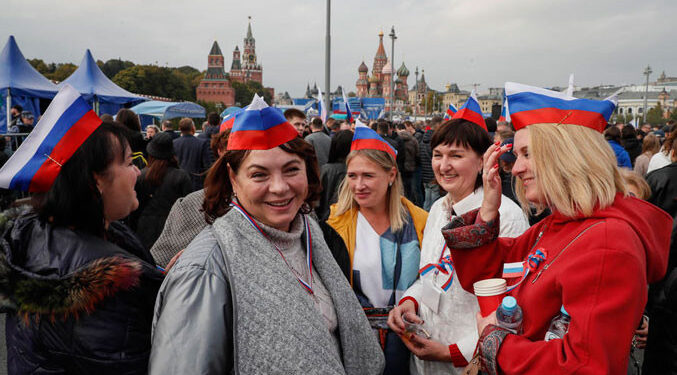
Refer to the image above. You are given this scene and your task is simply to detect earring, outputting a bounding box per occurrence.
[388,181,393,187]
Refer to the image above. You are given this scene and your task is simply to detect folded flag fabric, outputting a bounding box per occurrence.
[342,88,353,123]
[499,97,510,122]
[505,82,616,132]
[227,95,298,150]
[0,84,101,192]
[350,119,397,160]
[452,91,487,130]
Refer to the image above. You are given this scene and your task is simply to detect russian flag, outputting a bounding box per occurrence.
[505,82,616,132]
[342,89,353,123]
[443,103,458,120]
[452,91,487,130]
[317,88,328,124]
[0,84,101,192]
[227,95,299,150]
[350,120,397,160]
[498,97,510,122]
[502,262,524,279]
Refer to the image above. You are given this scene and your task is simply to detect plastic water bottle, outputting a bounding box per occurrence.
[544,305,571,341]
[496,296,523,334]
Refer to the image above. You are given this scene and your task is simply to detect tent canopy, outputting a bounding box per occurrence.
[220,106,241,117]
[0,35,58,99]
[58,49,145,105]
[130,100,205,120]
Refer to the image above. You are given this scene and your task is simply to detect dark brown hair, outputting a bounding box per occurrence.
[115,108,141,132]
[202,137,321,223]
[144,156,179,187]
[210,129,230,158]
[283,108,306,120]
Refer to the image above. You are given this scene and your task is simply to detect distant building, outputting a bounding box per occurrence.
[195,41,235,106]
[355,31,410,112]
[408,67,432,115]
[229,17,263,85]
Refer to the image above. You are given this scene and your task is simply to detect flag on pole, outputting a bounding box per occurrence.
[0,84,102,192]
[499,97,510,122]
[317,88,328,124]
[566,73,575,97]
[342,88,353,123]
[443,103,458,120]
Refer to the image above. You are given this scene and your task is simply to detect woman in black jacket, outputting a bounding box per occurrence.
[132,132,192,250]
[1,122,164,374]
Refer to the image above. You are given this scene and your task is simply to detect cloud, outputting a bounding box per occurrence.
[1,0,675,98]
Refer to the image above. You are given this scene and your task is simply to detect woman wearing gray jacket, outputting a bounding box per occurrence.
[149,97,384,374]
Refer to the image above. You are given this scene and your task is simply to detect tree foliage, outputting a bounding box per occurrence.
[231,80,273,106]
[112,65,195,101]
[646,102,667,126]
[27,58,76,81]
[100,59,136,79]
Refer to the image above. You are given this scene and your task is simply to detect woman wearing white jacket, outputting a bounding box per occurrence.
[388,117,529,374]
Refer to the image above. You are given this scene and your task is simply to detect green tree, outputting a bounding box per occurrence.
[48,63,77,82]
[424,92,443,114]
[27,58,53,75]
[646,102,667,126]
[669,107,677,122]
[101,59,135,79]
[113,65,192,100]
[231,80,273,106]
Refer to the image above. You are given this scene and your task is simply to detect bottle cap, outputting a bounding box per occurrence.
[501,296,517,312]
[560,305,569,316]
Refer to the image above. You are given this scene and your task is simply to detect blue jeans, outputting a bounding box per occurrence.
[423,182,441,212]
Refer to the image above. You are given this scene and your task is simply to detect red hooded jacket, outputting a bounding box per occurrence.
[448,194,672,374]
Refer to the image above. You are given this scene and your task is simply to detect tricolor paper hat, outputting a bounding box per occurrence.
[443,103,458,120]
[227,95,299,150]
[350,119,397,160]
[505,82,616,132]
[452,92,487,130]
[0,84,102,192]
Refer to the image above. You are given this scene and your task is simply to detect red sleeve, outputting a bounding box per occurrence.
[495,230,646,374]
[444,209,546,293]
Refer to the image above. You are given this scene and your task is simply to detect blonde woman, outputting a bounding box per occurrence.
[634,133,660,176]
[328,124,428,375]
[444,83,672,375]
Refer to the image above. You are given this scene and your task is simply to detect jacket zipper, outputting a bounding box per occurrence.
[531,221,604,284]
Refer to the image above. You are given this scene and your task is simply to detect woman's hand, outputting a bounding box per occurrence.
[387,300,419,335]
[479,142,511,223]
[633,315,648,349]
[403,334,452,362]
[165,249,184,272]
[476,311,498,337]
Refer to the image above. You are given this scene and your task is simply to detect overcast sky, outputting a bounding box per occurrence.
[2,0,675,97]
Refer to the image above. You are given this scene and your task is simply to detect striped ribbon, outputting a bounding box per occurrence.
[506,248,547,292]
[230,201,314,295]
[418,243,455,292]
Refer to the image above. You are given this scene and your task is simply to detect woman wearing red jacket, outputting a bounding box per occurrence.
[442,82,673,374]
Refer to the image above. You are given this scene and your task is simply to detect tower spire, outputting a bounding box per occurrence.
[247,16,253,39]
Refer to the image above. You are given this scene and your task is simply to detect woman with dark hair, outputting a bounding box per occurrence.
[317,129,353,221]
[387,115,528,374]
[116,108,148,169]
[1,114,163,373]
[621,125,642,166]
[132,132,192,250]
[150,97,383,374]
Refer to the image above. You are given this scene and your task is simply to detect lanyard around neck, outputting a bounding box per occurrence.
[230,201,314,296]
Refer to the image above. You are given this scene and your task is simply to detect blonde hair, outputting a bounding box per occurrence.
[333,149,408,232]
[514,123,627,217]
[619,169,651,200]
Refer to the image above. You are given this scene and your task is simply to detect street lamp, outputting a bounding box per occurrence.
[389,26,396,121]
[325,0,331,116]
[643,65,652,123]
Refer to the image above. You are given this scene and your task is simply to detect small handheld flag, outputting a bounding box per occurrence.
[317,88,328,124]
[505,82,617,132]
[342,88,353,123]
[443,103,458,120]
[452,91,487,130]
[0,84,102,192]
[350,119,397,160]
[227,95,299,150]
[498,97,510,122]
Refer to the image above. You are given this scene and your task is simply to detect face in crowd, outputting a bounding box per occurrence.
[512,128,545,204]
[94,141,141,225]
[431,142,483,201]
[289,116,306,137]
[229,147,309,231]
[346,153,396,210]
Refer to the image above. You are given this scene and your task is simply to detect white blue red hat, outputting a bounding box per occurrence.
[0,84,101,192]
[452,91,487,130]
[443,103,458,120]
[505,82,617,132]
[350,119,397,160]
[227,95,299,150]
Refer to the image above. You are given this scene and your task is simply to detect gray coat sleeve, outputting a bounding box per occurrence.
[149,243,233,374]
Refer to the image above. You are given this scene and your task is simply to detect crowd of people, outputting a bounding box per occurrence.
[0,82,674,375]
